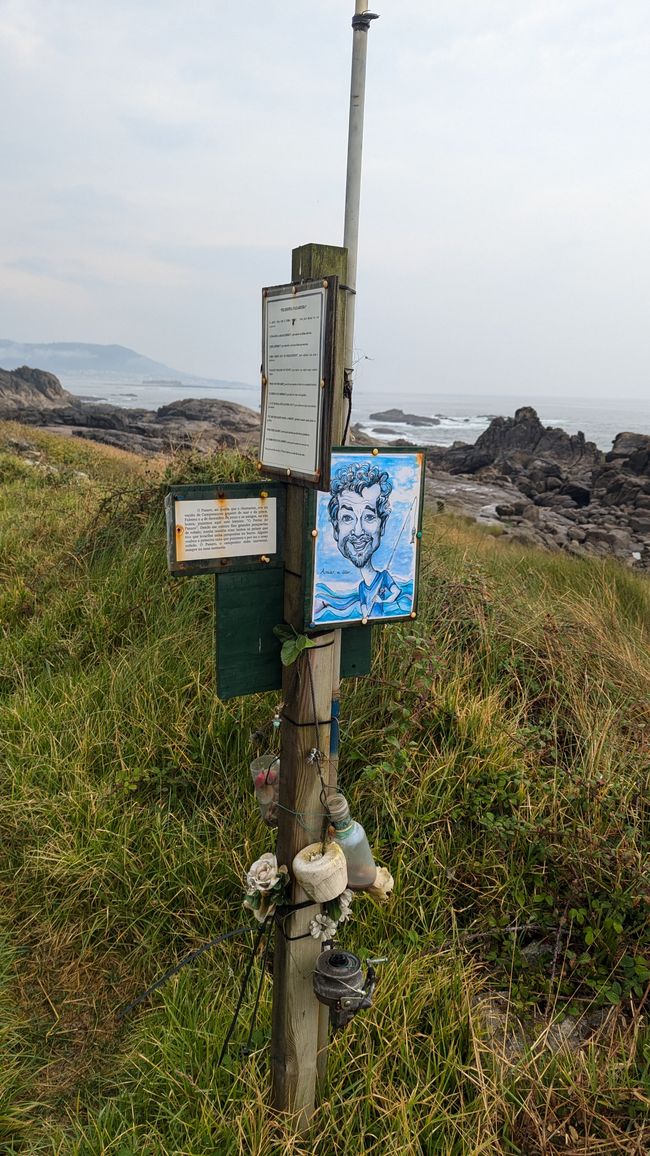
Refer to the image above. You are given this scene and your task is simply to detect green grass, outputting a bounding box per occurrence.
[1,422,649,1153]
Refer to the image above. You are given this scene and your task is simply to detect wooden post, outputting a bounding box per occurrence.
[270,243,347,1127]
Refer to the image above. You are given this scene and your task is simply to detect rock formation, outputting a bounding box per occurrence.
[368,407,440,426]
[426,408,650,569]
[0,366,260,454]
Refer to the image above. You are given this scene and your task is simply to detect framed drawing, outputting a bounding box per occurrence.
[306,447,426,630]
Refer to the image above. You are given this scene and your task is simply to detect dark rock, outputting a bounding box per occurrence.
[560,481,591,506]
[72,429,170,455]
[0,365,260,455]
[0,365,71,405]
[607,432,650,461]
[426,407,602,480]
[535,493,578,509]
[368,408,440,426]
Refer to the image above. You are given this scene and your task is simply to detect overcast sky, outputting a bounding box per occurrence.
[2,0,649,399]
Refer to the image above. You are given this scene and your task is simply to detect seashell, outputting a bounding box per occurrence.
[366,865,394,903]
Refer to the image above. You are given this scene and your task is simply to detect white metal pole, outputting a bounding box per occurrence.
[326,0,379,854]
[343,3,379,419]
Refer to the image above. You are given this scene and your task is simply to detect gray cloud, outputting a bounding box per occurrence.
[1,1,649,397]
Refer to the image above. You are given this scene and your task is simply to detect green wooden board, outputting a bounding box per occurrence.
[215,570,372,700]
[215,570,284,700]
[341,623,373,678]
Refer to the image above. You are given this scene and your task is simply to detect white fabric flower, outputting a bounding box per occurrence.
[309,913,338,940]
[246,852,281,894]
[337,889,354,922]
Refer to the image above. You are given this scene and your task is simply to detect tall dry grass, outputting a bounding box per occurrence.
[0,424,648,1153]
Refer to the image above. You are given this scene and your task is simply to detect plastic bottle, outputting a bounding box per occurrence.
[327,792,377,890]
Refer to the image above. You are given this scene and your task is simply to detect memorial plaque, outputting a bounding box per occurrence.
[165,483,285,576]
[260,278,337,485]
[175,497,276,562]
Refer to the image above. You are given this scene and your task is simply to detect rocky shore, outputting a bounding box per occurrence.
[0,365,260,454]
[425,406,650,569]
[2,366,649,569]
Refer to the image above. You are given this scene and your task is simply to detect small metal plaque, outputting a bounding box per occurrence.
[260,278,337,485]
[165,483,285,575]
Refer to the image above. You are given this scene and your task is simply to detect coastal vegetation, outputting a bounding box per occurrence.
[1,421,649,1154]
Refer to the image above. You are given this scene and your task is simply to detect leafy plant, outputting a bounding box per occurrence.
[273,623,317,666]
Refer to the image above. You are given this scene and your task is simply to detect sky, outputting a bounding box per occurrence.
[1,0,650,400]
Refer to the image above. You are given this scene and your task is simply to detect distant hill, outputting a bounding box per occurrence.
[0,340,184,380]
[0,340,249,389]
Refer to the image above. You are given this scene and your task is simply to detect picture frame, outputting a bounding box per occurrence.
[306,447,426,630]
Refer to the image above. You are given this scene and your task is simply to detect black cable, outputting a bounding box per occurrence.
[275,898,321,941]
[342,381,353,445]
[243,927,274,1055]
[115,924,257,1021]
[217,920,268,1067]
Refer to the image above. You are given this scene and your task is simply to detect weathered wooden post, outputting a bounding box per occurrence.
[166,5,381,1132]
[271,3,380,1119]
[270,242,348,1126]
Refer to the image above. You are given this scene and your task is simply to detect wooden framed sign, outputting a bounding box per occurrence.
[165,483,285,576]
[259,278,338,486]
[305,447,426,630]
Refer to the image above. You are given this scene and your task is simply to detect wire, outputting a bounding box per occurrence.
[243,926,274,1055]
[217,920,268,1067]
[342,390,353,445]
[115,924,258,1021]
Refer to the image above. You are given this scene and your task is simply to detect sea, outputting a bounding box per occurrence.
[58,372,650,453]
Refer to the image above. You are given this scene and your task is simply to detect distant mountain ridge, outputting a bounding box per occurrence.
[0,340,249,389]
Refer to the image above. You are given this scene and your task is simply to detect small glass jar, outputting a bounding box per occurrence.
[328,792,376,890]
[250,754,280,827]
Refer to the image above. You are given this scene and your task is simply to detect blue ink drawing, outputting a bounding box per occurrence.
[310,450,423,627]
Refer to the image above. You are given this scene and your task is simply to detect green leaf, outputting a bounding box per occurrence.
[273,623,295,643]
[280,634,317,666]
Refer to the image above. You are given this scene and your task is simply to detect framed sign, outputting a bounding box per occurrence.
[259,278,338,486]
[306,447,426,630]
[165,483,285,575]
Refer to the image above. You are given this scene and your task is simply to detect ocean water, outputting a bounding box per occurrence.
[58,372,650,453]
[353,388,650,452]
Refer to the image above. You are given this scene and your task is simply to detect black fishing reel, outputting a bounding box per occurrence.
[313,948,376,1030]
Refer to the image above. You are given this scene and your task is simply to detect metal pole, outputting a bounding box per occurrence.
[329,4,379,767]
[343,3,379,404]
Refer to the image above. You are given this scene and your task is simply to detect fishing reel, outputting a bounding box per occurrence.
[313,948,376,1030]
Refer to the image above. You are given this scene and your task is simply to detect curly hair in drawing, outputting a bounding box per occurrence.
[327,462,392,532]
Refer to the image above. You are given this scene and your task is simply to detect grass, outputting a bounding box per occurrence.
[0,420,649,1153]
